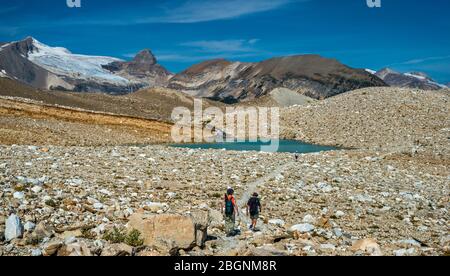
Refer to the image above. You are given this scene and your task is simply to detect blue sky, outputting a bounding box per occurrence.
[1,0,449,82]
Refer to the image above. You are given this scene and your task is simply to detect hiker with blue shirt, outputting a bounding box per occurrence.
[247,192,262,231]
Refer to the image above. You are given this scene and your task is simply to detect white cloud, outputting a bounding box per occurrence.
[180,39,260,53]
[142,0,296,24]
[156,52,263,63]
[390,55,450,66]
[12,0,302,27]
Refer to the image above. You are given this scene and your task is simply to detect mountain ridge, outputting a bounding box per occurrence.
[169,54,387,102]
[369,68,447,90]
[3,37,447,104]
[0,37,172,94]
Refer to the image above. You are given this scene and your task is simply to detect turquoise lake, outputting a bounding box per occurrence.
[171,140,337,153]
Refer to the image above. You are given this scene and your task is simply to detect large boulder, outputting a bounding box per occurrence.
[42,240,63,256]
[57,241,92,256]
[208,209,224,228]
[127,211,209,252]
[289,223,315,234]
[5,214,23,241]
[350,238,383,256]
[100,243,133,256]
[191,210,211,247]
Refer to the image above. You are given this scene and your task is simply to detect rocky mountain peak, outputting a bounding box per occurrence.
[132,49,157,65]
[13,37,38,57]
[375,68,398,78]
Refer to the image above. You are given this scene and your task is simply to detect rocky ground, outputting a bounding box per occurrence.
[0,86,448,256]
[281,87,450,160]
[0,145,448,256]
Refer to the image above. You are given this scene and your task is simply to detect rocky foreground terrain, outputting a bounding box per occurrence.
[0,145,448,256]
[0,86,448,256]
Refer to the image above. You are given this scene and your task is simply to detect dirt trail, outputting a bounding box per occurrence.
[216,161,295,254]
[237,161,295,230]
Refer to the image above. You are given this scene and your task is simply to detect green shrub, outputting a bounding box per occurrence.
[103,227,144,247]
[102,227,126,243]
[125,229,144,247]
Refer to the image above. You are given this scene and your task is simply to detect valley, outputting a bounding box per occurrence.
[0,78,448,256]
[0,37,448,257]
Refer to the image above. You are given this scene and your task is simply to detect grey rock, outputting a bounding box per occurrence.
[289,223,315,233]
[5,214,23,241]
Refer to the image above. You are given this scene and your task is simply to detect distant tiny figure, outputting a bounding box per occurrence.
[247,192,262,231]
[294,152,299,162]
[221,187,238,237]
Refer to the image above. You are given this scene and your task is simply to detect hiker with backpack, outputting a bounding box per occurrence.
[221,187,238,237]
[247,192,262,231]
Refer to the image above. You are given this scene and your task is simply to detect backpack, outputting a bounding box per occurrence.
[248,197,260,214]
[225,195,234,216]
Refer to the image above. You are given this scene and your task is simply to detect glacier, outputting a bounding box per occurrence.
[27,38,130,85]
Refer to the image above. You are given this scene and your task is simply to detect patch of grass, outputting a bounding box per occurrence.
[125,229,144,247]
[103,227,126,244]
[103,227,144,247]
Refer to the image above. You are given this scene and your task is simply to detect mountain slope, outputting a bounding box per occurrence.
[237,87,317,107]
[281,87,450,159]
[374,68,447,90]
[0,37,172,94]
[0,77,222,122]
[168,55,386,102]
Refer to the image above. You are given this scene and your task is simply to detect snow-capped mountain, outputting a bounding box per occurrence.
[28,38,129,85]
[368,68,447,90]
[0,37,172,94]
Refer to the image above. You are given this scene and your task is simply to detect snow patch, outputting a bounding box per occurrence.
[404,73,426,80]
[0,43,10,51]
[365,69,376,75]
[404,72,447,88]
[0,69,8,78]
[27,38,130,85]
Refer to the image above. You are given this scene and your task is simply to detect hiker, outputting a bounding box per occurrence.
[247,192,261,231]
[294,152,299,162]
[221,187,238,237]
